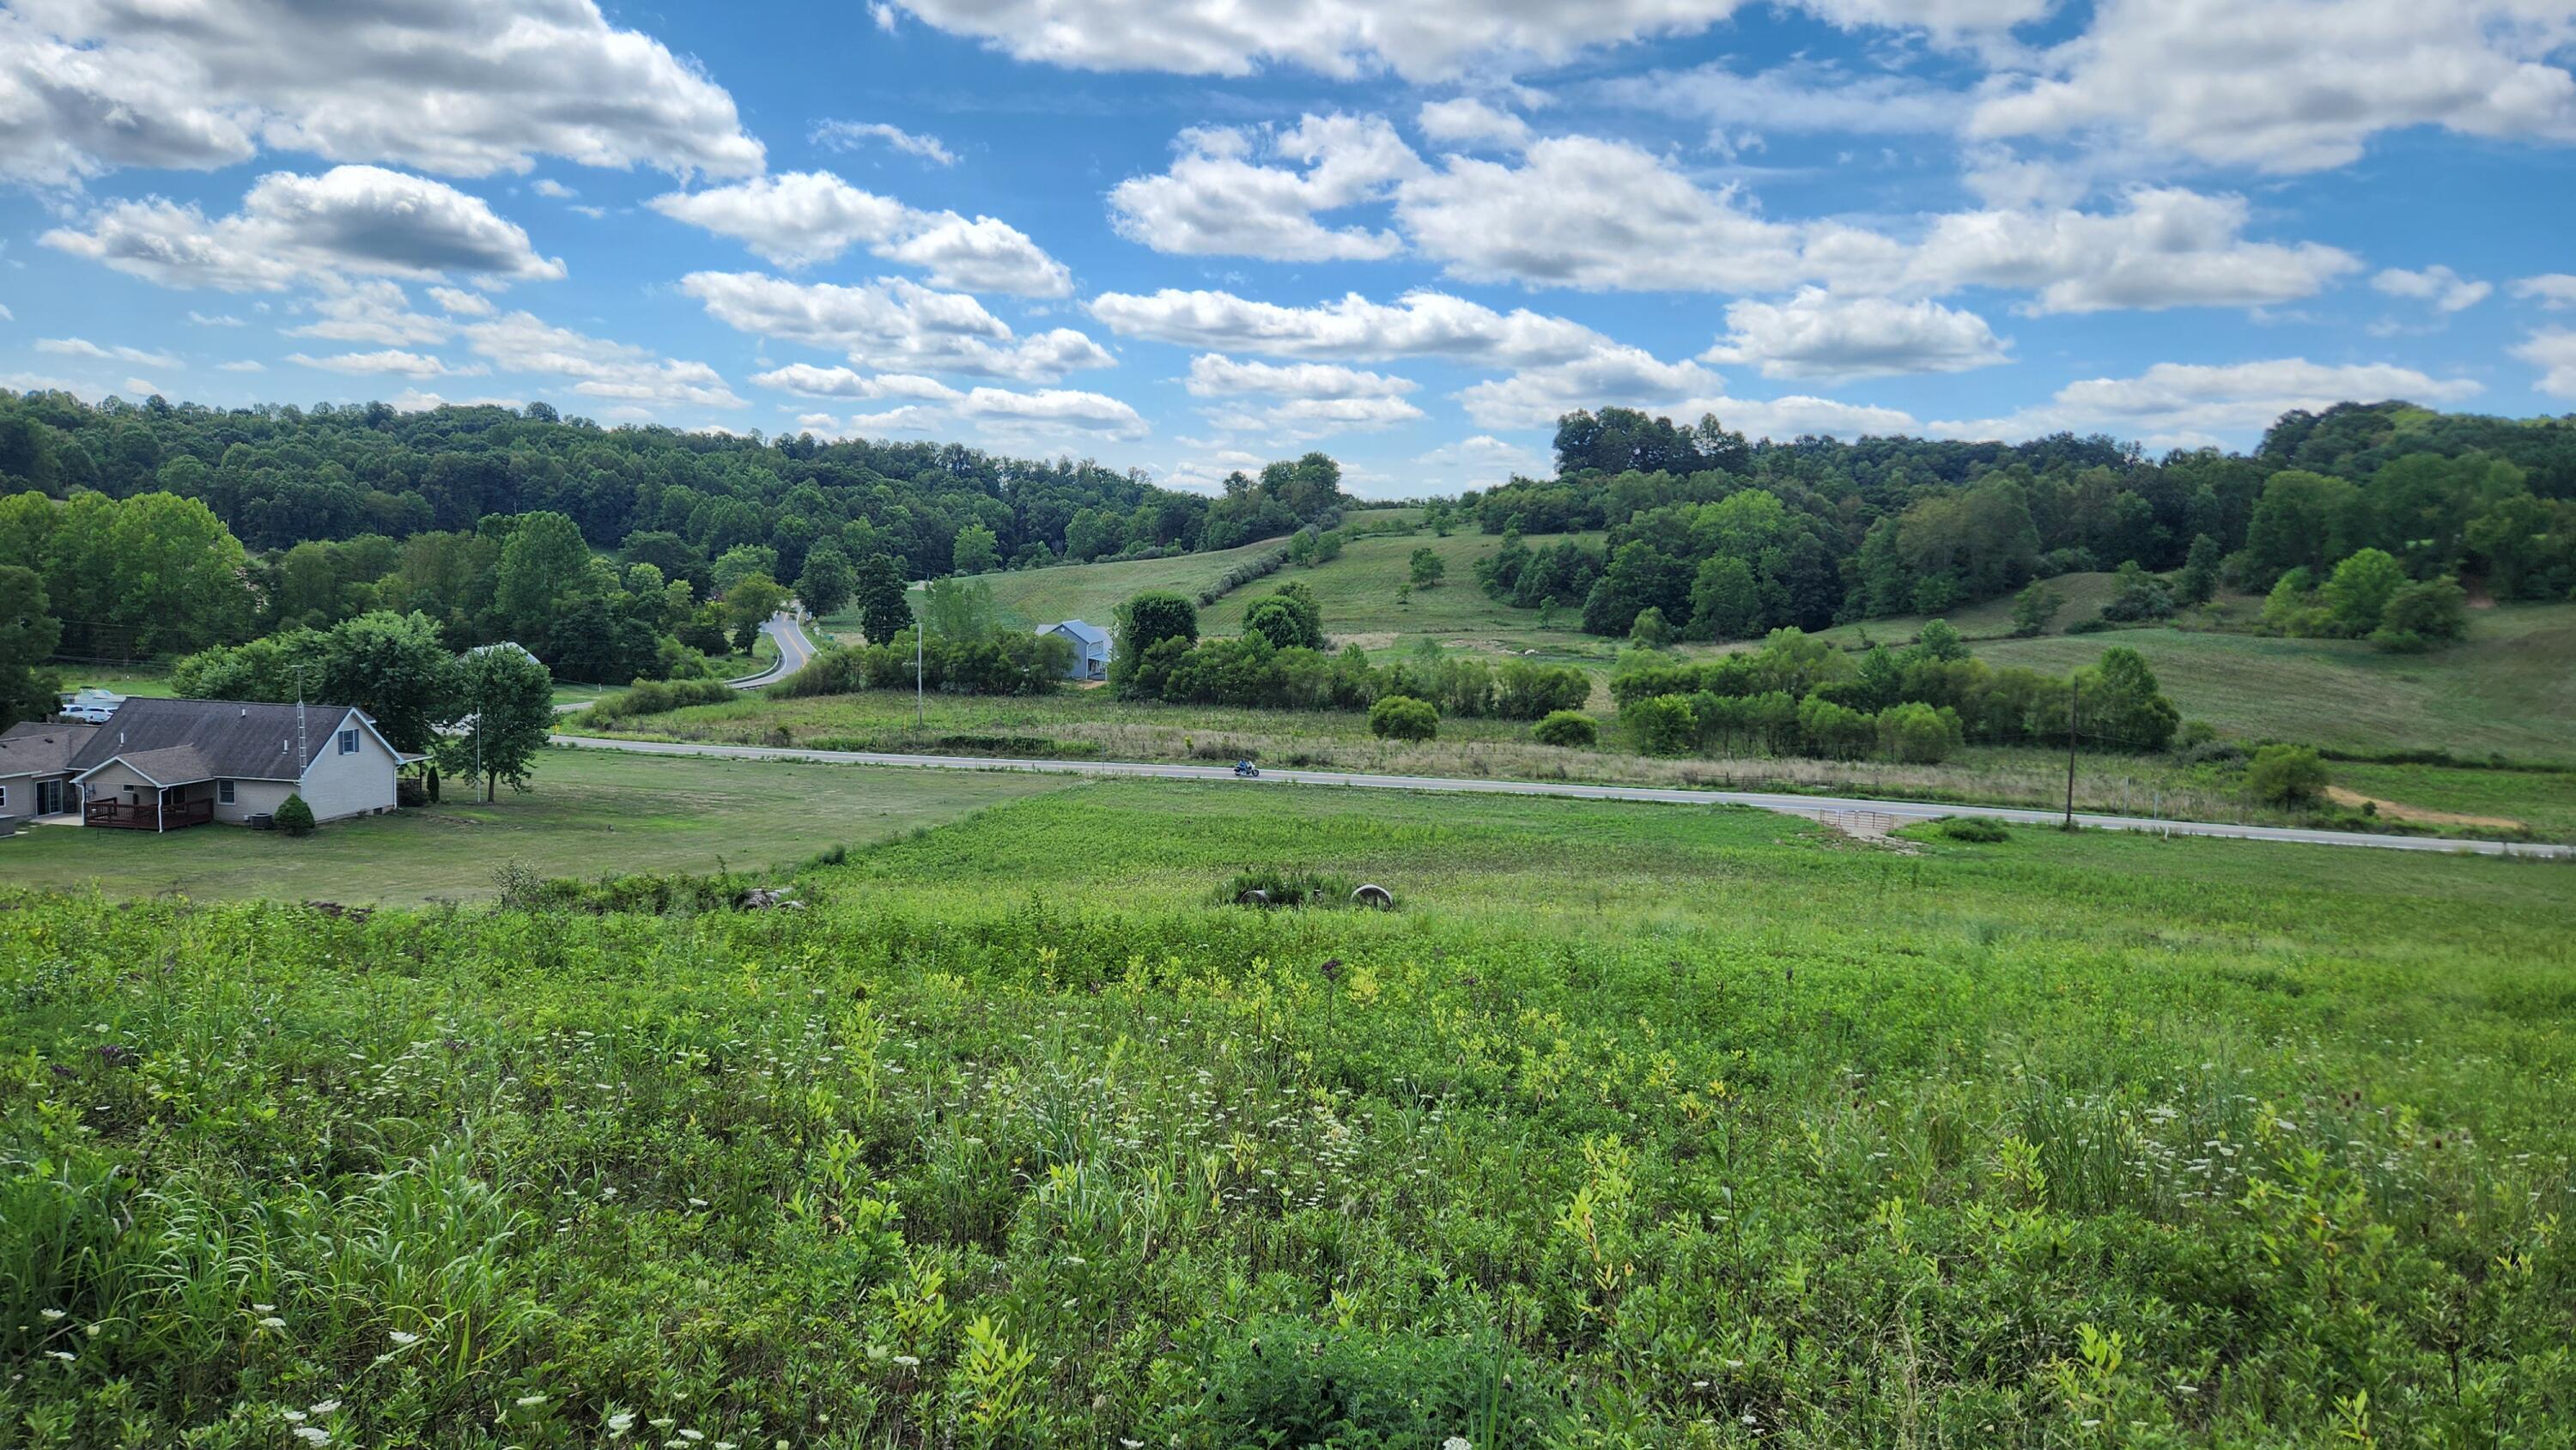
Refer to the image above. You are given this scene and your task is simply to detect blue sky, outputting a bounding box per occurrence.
[3,0,2573,497]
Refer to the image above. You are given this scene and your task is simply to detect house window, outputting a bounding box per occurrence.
[0,785,9,810]
[217,780,235,805]
[338,728,360,755]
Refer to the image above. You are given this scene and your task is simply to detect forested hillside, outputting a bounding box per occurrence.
[1471,403,2576,640]
[0,392,1337,572]
[0,391,1348,704]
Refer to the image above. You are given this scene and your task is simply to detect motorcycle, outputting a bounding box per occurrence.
[1232,761,1261,778]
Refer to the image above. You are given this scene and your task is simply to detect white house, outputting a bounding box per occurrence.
[0,697,419,831]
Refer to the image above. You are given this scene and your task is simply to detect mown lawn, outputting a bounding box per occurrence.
[0,746,1071,904]
[2,781,2570,1446]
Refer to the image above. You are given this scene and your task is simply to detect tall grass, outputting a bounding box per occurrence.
[1,786,2569,1446]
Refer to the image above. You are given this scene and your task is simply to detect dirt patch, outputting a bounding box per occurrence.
[2324,786,2522,831]
[1802,807,1921,853]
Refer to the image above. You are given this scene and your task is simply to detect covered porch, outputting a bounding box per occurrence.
[84,788,216,831]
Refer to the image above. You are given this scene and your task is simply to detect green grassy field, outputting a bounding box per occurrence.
[50,667,177,699]
[576,680,2576,839]
[0,747,1070,904]
[825,540,1291,640]
[1198,529,1609,659]
[3,781,2569,1446]
[846,526,1607,664]
[1802,572,2269,648]
[1970,602,2576,761]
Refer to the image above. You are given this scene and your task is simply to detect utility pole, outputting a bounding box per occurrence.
[2063,676,2079,830]
[914,603,926,729]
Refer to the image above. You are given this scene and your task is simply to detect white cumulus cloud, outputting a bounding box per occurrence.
[42,166,565,292]
[2372,264,2492,312]
[284,349,486,379]
[812,119,959,167]
[1109,115,1421,263]
[1935,358,2484,447]
[2513,329,2576,398]
[683,271,1112,380]
[877,0,2039,82]
[2512,274,2576,309]
[460,311,744,410]
[0,0,762,185]
[1971,0,2576,173]
[649,171,1070,294]
[1702,288,2009,379]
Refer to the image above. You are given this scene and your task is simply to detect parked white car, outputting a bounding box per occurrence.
[58,689,125,725]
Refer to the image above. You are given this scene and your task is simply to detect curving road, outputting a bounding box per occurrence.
[543,731,2574,859]
[727,610,818,689]
[553,611,819,715]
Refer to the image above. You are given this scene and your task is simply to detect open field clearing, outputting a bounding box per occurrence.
[3,781,2570,1446]
[0,748,1071,904]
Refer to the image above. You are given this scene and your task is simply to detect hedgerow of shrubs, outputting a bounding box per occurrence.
[1122,586,1590,721]
[775,630,1073,698]
[1613,626,2178,760]
[581,675,741,722]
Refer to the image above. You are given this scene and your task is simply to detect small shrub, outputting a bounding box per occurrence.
[1532,710,1598,748]
[1625,693,1698,755]
[1368,695,1439,741]
[2245,743,2330,808]
[1938,816,2010,843]
[2178,737,2247,767]
[1203,1318,1561,1447]
[2067,616,2112,634]
[274,793,315,837]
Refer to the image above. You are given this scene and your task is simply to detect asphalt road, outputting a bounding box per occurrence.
[544,731,2574,859]
[552,611,818,715]
[728,611,817,688]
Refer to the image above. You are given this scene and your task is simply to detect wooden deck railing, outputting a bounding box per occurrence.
[83,798,216,830]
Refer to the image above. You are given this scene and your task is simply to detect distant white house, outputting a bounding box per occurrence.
[1040,620,1114,681]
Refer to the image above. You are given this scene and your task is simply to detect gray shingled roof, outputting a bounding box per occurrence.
[67,698,370,782]
[0,722,100,779]
[96,745,217,786]
[1045,619,1112,647]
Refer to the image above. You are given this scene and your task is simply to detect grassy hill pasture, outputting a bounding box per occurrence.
[3,780,2570,1446]
[817,538,1289,642]
[1969,602,2576,761]
[1199,528,1607,658]
[1801,572,2268,648]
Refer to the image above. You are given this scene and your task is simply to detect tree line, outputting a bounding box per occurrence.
[1106,585,1591,720]
[0,391,1348,591]
[1468,402,2576,642]
[1609,623,2182,762]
